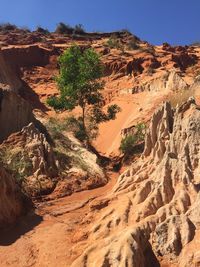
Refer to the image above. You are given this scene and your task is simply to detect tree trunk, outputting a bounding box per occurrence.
[82,105,89,147]
[82,105,86,132]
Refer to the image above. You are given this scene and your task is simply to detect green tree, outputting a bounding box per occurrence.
[47,45,120,143]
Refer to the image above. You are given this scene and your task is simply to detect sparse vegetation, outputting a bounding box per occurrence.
[47,45,120,144]
[46,117,97,174]
[36,26,50,34]
[120,123,146,156]
[0,23,18,32]
[106,35,123,50]
[55,23,85,35]
[0,147,33,182]
[120,28,132,35]
[74,24,85,34]
[141,45,156,56]
[55,22,74,34]
[168,88,195,108]
[20,26,31,32]
[190,41,200,47]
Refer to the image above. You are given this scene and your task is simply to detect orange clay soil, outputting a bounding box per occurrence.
[0,167,179,267]
[0,171,119,267]
[94,90,170,156]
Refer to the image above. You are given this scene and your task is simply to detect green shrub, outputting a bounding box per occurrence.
[46,117,66,139]
[36,26,50,34]
[120,135,137,155]
[65,116,88,141]
[0,23,18,32]
[74,24,85,34]
[120,29,132,35]
[55,22,74,34]
[120,123,146,156]
[0,148,33,182]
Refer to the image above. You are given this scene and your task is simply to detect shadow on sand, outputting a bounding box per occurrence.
[0,212,43,246]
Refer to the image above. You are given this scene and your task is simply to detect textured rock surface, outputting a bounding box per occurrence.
[0,123,58,196]
[1,30,200,266]
[132,70,188,93]
[0,87,34,142]
[0,50,22,92]
[2,45,50,69]
[70,98,200,267]
[0,122,106,198]
[0,164,30,228]
[44,132,107,199]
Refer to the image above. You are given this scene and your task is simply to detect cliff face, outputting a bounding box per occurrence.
[0,164,30,228]
[0,50,22,92]
[0,87,34,143]
[2,45,51,69]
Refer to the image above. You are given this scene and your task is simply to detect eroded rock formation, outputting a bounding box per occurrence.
[0,123,58,196]
[132,70,188,93]
[70,98,200,267]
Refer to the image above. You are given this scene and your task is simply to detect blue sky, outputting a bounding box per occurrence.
[1,0,200,45]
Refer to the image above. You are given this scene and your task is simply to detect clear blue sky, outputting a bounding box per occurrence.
[1,0,200,45]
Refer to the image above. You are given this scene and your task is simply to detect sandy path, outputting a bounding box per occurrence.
[0,171,120,267]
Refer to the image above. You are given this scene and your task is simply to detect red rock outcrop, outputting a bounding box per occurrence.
[172,52,198,70]
[2,45,51,69]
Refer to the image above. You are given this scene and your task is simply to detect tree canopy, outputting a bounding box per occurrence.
[47,45,120,142]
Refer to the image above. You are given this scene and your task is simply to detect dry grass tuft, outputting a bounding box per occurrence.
[167,88,195,108]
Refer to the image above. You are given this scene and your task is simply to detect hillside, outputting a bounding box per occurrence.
[0,27,200,267]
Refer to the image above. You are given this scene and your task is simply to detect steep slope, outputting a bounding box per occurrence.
[0,49,22,92]
[0,86,34,142]
[0,164,30,228]
[0,29,200,155]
